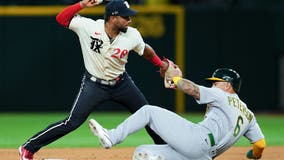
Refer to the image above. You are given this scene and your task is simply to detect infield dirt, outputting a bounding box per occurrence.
[2,146,283,160]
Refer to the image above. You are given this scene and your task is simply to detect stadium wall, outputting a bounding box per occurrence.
[0,5,283,112]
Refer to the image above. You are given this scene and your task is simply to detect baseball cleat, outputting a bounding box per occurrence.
[19,146,34,160]
[89,119,112,149]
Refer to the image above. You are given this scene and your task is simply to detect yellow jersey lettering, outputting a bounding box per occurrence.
[228,96,252,122]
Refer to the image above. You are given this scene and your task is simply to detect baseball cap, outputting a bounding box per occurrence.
[105,0,137,17]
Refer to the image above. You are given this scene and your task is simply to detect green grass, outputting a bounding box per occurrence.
[0,112,152,148]
[0,112,283,148]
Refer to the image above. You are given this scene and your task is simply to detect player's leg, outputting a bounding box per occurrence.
[20,74,109,154]
[133,144,188,160]
[112,73,166,144]
[106,105,210,159]
[89,105,212,159]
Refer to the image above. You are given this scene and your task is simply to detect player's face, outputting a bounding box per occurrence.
[114,16,132,33]
[213,81,231,91]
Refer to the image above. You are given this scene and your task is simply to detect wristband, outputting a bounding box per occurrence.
[150,55,163,67]
[173,76,182,85]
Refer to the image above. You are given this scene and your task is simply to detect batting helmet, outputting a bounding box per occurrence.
[205,68,241,93]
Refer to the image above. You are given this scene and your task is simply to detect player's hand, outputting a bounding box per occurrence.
[159,58,178,77]
[80,0,103,8]
[160,59,182,89]
[164,77,178,89]
[159,60,170,77]
[246,149,262,159]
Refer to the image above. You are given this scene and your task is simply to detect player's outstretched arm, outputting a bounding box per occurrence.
[173,77,200,100]
[142,43,169,74]
[56,0,102,27]
[161,64,200,99]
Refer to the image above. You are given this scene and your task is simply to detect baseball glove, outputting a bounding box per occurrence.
[160,59,182,89]
[160,58,176,77]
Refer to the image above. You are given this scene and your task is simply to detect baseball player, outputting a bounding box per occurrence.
[89,68,266,160]
[19,0,171,159]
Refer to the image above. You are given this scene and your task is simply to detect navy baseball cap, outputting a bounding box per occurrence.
[105,0,137,16]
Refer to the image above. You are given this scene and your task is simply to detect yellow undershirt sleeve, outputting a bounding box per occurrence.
[253,139,266,158]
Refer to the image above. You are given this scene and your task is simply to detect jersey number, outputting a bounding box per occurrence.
[233,116,244,137]
[111,48,129,59]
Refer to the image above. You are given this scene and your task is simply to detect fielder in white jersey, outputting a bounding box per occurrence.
[89,68,266,160]
[69,8,145,80]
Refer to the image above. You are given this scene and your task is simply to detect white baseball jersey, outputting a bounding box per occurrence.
[197,86,265,156]
[69,15,145,80]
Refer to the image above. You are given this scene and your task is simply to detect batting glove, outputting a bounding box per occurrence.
[246,149,262,160]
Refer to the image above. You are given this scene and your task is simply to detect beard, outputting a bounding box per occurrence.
[120,26,128,33]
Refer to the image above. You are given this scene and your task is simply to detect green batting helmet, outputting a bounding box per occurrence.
[206,68,242,93]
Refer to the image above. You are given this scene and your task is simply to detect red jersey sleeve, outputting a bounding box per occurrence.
[56,2,83,27]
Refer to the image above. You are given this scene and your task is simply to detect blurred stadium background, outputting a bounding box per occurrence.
[1,0,284,114]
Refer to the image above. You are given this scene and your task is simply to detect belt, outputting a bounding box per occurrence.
[86,71,124,86]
